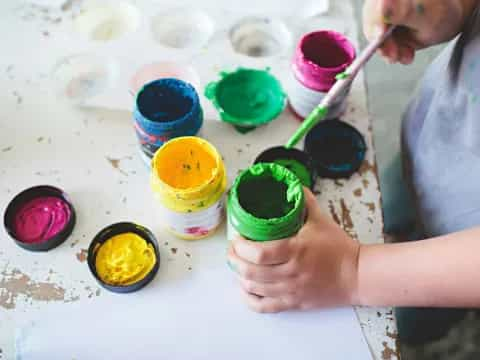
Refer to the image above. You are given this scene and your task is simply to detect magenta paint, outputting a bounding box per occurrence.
[13,196,71,244]
[293,31,356,91]
[289,31,356,120]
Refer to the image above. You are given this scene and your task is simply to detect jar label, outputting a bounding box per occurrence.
[289,74,349,119]
[159,197,225,238]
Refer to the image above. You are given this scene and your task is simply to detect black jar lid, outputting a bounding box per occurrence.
[88,222,160,294]
[304,120,367,179]
[4,185,76,252]
[254,146,317,189]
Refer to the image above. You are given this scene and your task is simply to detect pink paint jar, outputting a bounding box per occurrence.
[290,31,356,120]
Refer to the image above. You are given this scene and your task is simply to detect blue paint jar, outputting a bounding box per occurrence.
[133,78,203,164]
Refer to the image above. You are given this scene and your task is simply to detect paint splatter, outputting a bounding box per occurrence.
[61,0,80,11]
[37,137,44,142]
[362,202,376,212]
[362,179,370,189]
[185,252,191,258]
[12,91,22,104]
[328,200,341,225]
[354,188,362,197]
[76,249,88,263]
[42,31,50,37]
[358,160,377,177]
[106,157,128,176]
[381,341,398,360]
[70,239,80,248]
[339,199,355,236]
[0,269,67,310]
[1,147,12,153]
[171,248,178,254]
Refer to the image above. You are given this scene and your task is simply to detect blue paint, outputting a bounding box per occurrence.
[133,78,203,160]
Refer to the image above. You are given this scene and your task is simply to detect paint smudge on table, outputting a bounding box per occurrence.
[381,341,399,360]
[328,199,357,239]
[1,147,12,153]
[12,91,22,104]
[76,249,88,262]
[0,268,67,310]
[106,157,128,176]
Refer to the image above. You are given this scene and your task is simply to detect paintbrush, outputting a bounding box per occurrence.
[285,26,395,149]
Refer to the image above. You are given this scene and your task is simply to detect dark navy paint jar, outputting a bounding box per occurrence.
[133,78,203,164]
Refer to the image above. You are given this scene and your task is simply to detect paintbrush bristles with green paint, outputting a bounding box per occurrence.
[286,26,395,149]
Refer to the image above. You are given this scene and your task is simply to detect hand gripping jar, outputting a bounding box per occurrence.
[151,137,227,240]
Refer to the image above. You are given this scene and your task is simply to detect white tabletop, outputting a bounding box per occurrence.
[0,0,399,359]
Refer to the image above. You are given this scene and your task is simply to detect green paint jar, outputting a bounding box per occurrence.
[227,163,305,241]
[205,68,286,133]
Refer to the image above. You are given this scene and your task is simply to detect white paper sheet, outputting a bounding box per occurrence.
[16,267,371,360]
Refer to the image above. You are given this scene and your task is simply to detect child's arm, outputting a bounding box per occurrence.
[227,188,480,313]
[356,228,480,308]
[363,0,478,64]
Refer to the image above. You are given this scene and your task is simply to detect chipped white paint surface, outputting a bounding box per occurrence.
[0,0,398,358]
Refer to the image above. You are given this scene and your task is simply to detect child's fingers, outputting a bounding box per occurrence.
[379,37,400,63]
[232,235,293,266]
[241,291,294,313]
[227,245,294,283]
[239,277,288,298]
[303,187,325,224]
[398,45,415,65]
[380,0,412,25]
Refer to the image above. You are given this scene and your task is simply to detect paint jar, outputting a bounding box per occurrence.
[205,68,286,133]
[254,147,317,189]
[227,163,305,242]
[4,185,76,252]
[133,79,203,165]
[289,31,356,120]
[151,136,227,240]
[304,120,367,179]
[88,222,160,294]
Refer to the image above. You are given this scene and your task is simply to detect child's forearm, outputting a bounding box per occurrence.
[354,227,480,307]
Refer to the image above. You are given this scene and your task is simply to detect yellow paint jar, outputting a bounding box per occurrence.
[151,136,227,239]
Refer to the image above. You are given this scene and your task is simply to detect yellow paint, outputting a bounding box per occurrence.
[151,137,227,213]
[95,233,156,286]
[154,137,217,189]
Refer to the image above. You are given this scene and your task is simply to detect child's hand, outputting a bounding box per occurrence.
[227,188,360,313]
[363,0,473,64]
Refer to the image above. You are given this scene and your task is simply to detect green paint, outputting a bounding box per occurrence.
[238,176,293,219]
[416,3,425,15]
[227,163,305,241]
[205,68,286,130]
[273,159,312,188]
[286,105,328,148]
[335,71,349,80]
[227,260,237,273]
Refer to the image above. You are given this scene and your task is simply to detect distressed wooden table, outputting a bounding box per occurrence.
[0,0,399,358]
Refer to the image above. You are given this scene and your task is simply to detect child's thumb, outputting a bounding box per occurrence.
[303,187,323,223]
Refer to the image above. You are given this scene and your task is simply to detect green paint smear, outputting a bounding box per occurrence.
[205,68,286,130]
[335,71,349,80]
[273,159,312,188]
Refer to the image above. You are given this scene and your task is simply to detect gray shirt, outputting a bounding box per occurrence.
[402,7,480,237]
